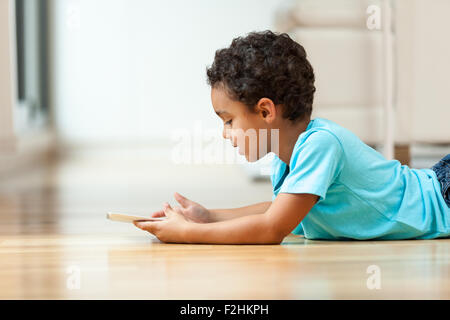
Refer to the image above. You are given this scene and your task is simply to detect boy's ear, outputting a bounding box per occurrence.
[256,98,276,123]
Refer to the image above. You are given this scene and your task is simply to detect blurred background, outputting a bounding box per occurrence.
[0,0,449,235]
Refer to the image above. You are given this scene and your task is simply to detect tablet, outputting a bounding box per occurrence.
[107,212,167,223]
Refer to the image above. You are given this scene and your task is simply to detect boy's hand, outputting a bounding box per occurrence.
[134,203,191,243]
[149,192,211,223]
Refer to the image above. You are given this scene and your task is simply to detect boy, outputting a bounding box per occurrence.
[134,30,450,244]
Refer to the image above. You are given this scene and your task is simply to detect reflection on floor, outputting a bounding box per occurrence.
[0,146,449,299]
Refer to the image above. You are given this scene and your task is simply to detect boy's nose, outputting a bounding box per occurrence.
[223,129,236,147]
[222,127,229,139]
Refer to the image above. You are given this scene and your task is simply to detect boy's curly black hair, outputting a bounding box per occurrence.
[206,30,316,123]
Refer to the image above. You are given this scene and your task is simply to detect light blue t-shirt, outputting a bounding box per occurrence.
[271,117,450,240]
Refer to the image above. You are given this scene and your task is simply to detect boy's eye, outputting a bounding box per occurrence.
[225,119,232,125]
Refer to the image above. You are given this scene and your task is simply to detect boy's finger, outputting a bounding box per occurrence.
[174,192,191,208]
[150,210,166,218]
[163,203,178,218]
[134,221,159,233]
[163,204,172,217]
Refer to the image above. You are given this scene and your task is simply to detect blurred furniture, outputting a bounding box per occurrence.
[0,0,55,177]
[275,0,450,165]
[0,0,15,151]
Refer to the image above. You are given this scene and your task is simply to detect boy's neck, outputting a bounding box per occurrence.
[275,117,311,165]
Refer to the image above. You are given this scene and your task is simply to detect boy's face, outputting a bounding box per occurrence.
[211,86,273,162]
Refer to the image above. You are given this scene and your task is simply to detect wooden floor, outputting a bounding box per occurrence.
[0,146,449,299]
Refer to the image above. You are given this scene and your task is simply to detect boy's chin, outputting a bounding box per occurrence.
[243,152,265,162]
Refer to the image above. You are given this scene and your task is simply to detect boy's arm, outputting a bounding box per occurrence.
[184,193,318,244]
[208,201,272,222]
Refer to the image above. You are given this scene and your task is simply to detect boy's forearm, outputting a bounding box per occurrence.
[183,213,283,245]
[208,201,272,222]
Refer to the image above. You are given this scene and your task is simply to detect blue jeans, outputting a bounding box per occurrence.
[431,154,450,208]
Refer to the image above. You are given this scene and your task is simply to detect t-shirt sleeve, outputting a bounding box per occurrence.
[279,130,344,202]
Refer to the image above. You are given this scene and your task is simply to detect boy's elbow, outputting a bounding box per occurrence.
[264,232,284,244]
[259,214,288,244]
[264,224,287,244]
[275,230,289,244]
[269,235,284,245]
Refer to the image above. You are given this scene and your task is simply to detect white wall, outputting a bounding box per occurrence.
[49,0,283,144]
